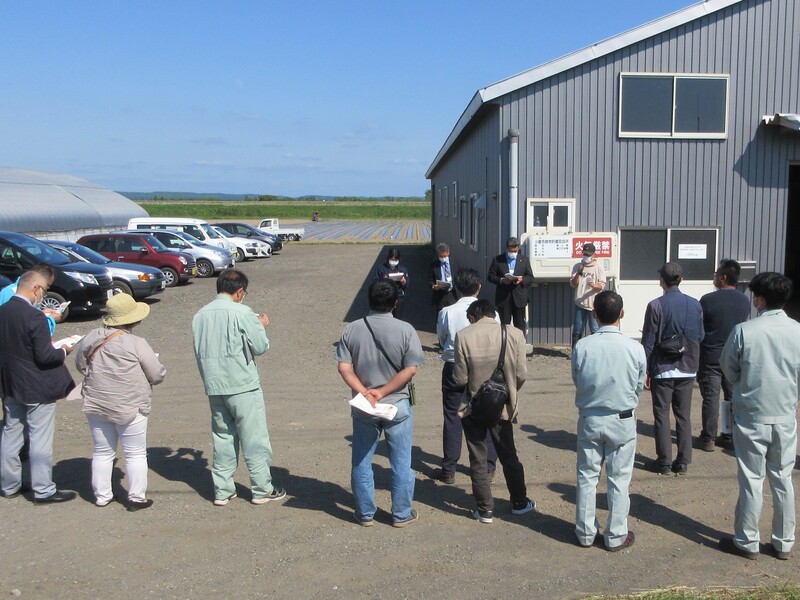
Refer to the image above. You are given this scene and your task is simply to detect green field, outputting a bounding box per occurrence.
[135,201,430,221]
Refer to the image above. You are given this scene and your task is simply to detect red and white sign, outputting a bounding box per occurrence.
[572,237,613,258]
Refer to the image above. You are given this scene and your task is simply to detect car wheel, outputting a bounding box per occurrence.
[235,248,246,262]
[196,259,214,278]
[42,291,68,320]
[288,234,298,241]
[161,267,179,287]
[112,280,133,296]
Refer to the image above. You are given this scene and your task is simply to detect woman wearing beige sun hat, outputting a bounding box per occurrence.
[75,293,166,511]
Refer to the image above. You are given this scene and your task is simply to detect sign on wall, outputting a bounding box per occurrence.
[572,237,614,258]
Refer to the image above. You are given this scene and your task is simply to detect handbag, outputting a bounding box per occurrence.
[468,324,510,428]
[363,317,417,406]
[66,330,127,401]
[657,297,690,362]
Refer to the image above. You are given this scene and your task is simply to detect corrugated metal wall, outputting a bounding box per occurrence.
[433,0,800,345]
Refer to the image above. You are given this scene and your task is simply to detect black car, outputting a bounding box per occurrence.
[0,274,11,291]
[0,231,113,319]
[214,222,283,253]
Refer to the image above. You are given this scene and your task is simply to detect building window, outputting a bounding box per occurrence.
[451,182,458,218]
[469,194,479,250]
[619,73,729,139]
[443,185,448,217]
[526,198,575,234]
[436,189,442,217]
[459,196,467,244]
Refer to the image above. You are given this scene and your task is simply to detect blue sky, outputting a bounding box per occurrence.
[0,1,697,197]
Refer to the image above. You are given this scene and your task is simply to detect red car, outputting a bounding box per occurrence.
[78,232,197,287]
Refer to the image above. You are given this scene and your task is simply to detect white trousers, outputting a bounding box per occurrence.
[87,413,148,504]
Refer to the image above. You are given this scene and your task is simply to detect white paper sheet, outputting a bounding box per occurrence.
[348,393,398,420]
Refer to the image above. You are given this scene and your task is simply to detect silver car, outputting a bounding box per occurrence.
[211,225,271,260]
[130,229,235,278]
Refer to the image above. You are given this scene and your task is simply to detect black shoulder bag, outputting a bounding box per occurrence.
[657,297,690,362]
[468,324,509,428]
[363,318,417,405]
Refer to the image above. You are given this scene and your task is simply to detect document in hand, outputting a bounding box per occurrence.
[53,334,83,350]
[387,272,404,280]
[348,393,398,420]
[435,280,452,289]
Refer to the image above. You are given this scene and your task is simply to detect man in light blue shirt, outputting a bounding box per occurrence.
[719,272,800,560]
[572,291,646,551]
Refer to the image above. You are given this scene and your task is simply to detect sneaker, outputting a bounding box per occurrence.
[213,492,237,507]
[511,499,536,515]
[719,536,758,560]
[353,512,374,527]
[647,460,672,475]
[392,509,418,528]
[251,488,287,505]
[95,496,116,508]
[431,470,455,485]
[771,545,791,561]
[605,531,635,552]
[700,438,715,452]
[472,509,493,524]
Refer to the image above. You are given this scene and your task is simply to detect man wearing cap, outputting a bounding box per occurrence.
[0,270,76,503]
[487,237,535,334]
[641,262,704,475]
[192,270,286,507]
[570,243,607,348]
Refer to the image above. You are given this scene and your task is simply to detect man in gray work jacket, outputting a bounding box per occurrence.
[719,272,800,561]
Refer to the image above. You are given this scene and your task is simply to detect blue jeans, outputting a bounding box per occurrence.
[351,399,415,521]
[573,306,599,341]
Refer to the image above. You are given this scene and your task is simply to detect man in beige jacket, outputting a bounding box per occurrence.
[453,299,534,524]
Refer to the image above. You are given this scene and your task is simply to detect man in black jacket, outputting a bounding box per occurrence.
[487,237,534,334]
[429,243,458,313]
[0,270,76,503]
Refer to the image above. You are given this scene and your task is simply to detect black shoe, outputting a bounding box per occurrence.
[672,462,688,475]
[605,531,635,552]
[647,460,672,475]
[127,498,154,512]
[432,470,455,484]
[716,434,733,449]
[34,490,76,504]
[719,537,758,560]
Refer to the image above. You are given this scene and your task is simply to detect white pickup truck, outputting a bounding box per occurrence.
[258,218,305,241]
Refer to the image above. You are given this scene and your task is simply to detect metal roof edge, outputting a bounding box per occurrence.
[426,0,744,177]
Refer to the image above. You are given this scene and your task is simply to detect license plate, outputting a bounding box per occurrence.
[107,290,114,300]
[160,281,166,289]
[191,267,197,276]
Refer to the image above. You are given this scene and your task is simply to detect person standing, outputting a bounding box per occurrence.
[454,299,534,523]
[569,243,606,348]
[572,291,646,551]
[0,270,76,503]
[375,248,409,319]
[430,243,458,312]
[697,259,750,451]
[336,279,424,527]
[433,268,496,484]
[719,272,800,560]
[641,262,704,475]
[487,237,534,334]
[77,293,166,510]
[192,270,286,507]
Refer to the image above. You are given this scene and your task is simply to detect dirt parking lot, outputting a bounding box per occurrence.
[2,243,799,599]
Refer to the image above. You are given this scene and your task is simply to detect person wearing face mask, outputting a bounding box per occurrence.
[429,243,459,313]
[192,269,287,507]
[0,270,76,503]
[570,243,607,348]
[376,248,409,318]
[487,237,534,334]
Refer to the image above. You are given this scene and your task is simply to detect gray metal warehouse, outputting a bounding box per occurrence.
[0,167,146,239]
[426,0,799,344]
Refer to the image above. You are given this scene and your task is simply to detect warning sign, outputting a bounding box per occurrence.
[572,237,613,258]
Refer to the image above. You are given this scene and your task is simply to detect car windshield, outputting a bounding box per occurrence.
[62,243,111,265]
[213,227,232,238]
[50,245,87,263]
[200,223,221,239]
[3,232,71,266]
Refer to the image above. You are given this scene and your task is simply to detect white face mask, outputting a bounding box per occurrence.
[388,260,399,267]
[507,252,517,260]
[582,256,592,265]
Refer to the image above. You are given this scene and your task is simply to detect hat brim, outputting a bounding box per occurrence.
[102,302,150,326]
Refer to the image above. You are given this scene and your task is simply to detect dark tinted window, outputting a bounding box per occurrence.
[620,76,673,134]
[674,78,727,133]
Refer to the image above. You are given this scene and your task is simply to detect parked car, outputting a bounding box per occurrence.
[129,229,234,278]
[127,217,237,254]
[0,274,12,291]
[258,218,304,241]
[44,240,166,299]
[214,222,283,253]
[0,230,113,319]
[210,225,271,260]
[78,232,196,287]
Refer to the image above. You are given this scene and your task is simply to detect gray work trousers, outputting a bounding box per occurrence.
[1,401,57,498]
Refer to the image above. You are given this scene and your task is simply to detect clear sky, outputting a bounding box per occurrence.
[0,1,698,197]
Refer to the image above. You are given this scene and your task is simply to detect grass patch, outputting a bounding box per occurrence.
[136,201,430,221]
[586,584,800,600]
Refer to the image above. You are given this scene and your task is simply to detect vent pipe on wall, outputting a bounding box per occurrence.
[508,129,519,241]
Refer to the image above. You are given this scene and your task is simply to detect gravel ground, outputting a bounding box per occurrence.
[1,243,798,600]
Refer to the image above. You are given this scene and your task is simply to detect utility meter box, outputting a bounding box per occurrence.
[521,231,619,279]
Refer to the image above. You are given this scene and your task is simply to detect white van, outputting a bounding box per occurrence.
[127,217,237,254]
